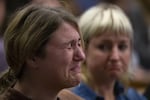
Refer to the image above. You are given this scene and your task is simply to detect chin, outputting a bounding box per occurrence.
[109,72,122,80]
[71,79,80,87]
[67,73,81,87]
[63,80,80,89]
[73,74,82,85]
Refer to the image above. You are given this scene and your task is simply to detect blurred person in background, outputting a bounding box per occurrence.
[104,0,150,94]
[137,0,150,99]
[71,3,147,100]
[0,0,7,72]
[0,0,31,73]
[72,0,101,16]
[102,0,150,80]
[66,0,150,93]
[31,0,62,7]
[31,0,80,16]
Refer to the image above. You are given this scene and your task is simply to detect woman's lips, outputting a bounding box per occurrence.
[70,65,81,73]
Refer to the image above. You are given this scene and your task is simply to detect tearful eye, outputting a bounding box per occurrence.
[66,40,76,49]
[66,39,81,49]
[67,42,74,49]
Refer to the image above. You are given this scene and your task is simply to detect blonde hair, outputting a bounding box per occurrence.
[79,3,133,47]
[79,3,133,86]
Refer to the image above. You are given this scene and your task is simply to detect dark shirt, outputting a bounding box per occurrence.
[72,82,147,100]
[0,88,31,100]
[0,88,82,100]
[0,88,61,100]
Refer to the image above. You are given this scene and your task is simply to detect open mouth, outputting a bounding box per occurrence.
[70,65,81,73]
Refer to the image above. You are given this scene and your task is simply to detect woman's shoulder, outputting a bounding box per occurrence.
[125,88,147,100]
[0,88,31,100]
[58,89,84,100]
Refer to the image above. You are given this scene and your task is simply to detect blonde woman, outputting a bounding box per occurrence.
[72,3,147,100]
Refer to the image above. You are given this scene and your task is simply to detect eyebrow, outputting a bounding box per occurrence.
[62,37,81,44]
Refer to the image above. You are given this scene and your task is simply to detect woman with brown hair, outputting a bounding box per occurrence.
[0,4,85,100]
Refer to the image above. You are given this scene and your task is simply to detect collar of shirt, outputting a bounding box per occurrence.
[72,81,124,100]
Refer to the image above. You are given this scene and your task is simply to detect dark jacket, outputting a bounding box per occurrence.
[0,88,84,100]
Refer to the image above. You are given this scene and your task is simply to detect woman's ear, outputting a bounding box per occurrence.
[26,57,39,69]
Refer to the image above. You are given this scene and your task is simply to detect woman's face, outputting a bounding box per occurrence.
[86,32,131,81]
[34,22,85,89]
